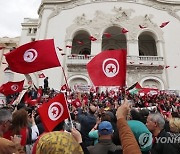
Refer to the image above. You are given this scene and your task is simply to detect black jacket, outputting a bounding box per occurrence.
[151,129,179,154]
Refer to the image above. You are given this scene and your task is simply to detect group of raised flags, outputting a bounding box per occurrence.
[126,82,159,96]
[0,38,127,131]
[0,19,172,131]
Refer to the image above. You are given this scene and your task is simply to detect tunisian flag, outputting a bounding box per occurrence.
[0,80,24,96]
[4,39,61,74]
[87,49,127,86]
[38,93,69,131]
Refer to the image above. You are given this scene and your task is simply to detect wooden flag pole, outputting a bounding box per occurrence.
[61,66,70,92]
[60,67,74,128]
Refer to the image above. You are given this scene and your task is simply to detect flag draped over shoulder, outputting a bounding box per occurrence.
[38,93,69,132]
[0,80,24,96]
[4,39,61,74]
[87,49,127,86]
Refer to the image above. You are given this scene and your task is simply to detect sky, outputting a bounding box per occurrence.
[0,0,41,38]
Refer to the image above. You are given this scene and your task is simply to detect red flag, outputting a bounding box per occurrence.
[103,32,111,38]
[160,21,169,28]
[26,99,37,106]
[139,88,158,96]
[60,84,67,91]
[57,47,63,51]
[0,80,24,96]
[158,65,164,69]
[66,45,72,48]
[165,66,170,69]
[76,40,84,45]
[89,36,97,41]
[139,25,147,29]
[87,49,127,86]
[72,98,82,108]
[4,39,61,74]
[121,28,128,34]
[61,53,66,56]
[37,88,43,102]
[38,73,45,78]
[38,93,69,131]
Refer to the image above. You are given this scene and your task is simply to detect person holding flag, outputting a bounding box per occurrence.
[32,93,89,154]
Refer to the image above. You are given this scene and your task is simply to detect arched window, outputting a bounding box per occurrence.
[102,26,127,51]
[71,30,91,55]
[138,32,157,56]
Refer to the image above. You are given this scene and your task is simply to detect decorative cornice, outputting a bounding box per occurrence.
[156,0,180,4]
[38,0,180,21]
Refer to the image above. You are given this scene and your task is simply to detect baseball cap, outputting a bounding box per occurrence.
[98,121,113,135]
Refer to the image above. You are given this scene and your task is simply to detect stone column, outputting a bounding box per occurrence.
[156,40,164,57]
[91,39,102,55]
[127,39,139,56]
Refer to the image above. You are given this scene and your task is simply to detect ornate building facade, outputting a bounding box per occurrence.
[1,0,180,92]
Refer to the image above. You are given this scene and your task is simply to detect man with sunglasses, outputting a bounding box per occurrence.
[0,108,25,153]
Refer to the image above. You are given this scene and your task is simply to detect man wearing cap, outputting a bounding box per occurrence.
[87,121,121,154]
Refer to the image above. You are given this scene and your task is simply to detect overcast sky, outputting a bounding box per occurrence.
[0,0,41,38]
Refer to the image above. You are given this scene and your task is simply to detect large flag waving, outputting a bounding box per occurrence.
[87,49,127,86]
[38,93,69,131]
[4,39,61,74]
[0,80,24,96]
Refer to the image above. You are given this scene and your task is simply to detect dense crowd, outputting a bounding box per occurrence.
[0,82,179,154]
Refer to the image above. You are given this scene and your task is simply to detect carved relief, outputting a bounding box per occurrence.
[112,6,134,20]
[67,7,165,43]
[74,14,91,26]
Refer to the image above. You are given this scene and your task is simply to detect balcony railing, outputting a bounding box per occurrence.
[66,55,164,66]
[128,56,164,61]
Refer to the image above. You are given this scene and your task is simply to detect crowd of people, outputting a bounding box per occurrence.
[0,81,179,154]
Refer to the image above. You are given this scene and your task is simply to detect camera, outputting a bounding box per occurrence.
[64,120,81,132]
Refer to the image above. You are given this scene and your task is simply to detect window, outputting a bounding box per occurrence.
[28,28,32,34]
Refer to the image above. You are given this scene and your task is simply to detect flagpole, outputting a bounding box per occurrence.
[63,93,74,128]
[60,66,70,92]
[60,66,74,127]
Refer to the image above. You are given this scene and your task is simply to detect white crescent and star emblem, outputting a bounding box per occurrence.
[23,49,38,62]
[76,101,80,106]
[48,102,64,121]
[11,84,18,91]
[102,58,119,77]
